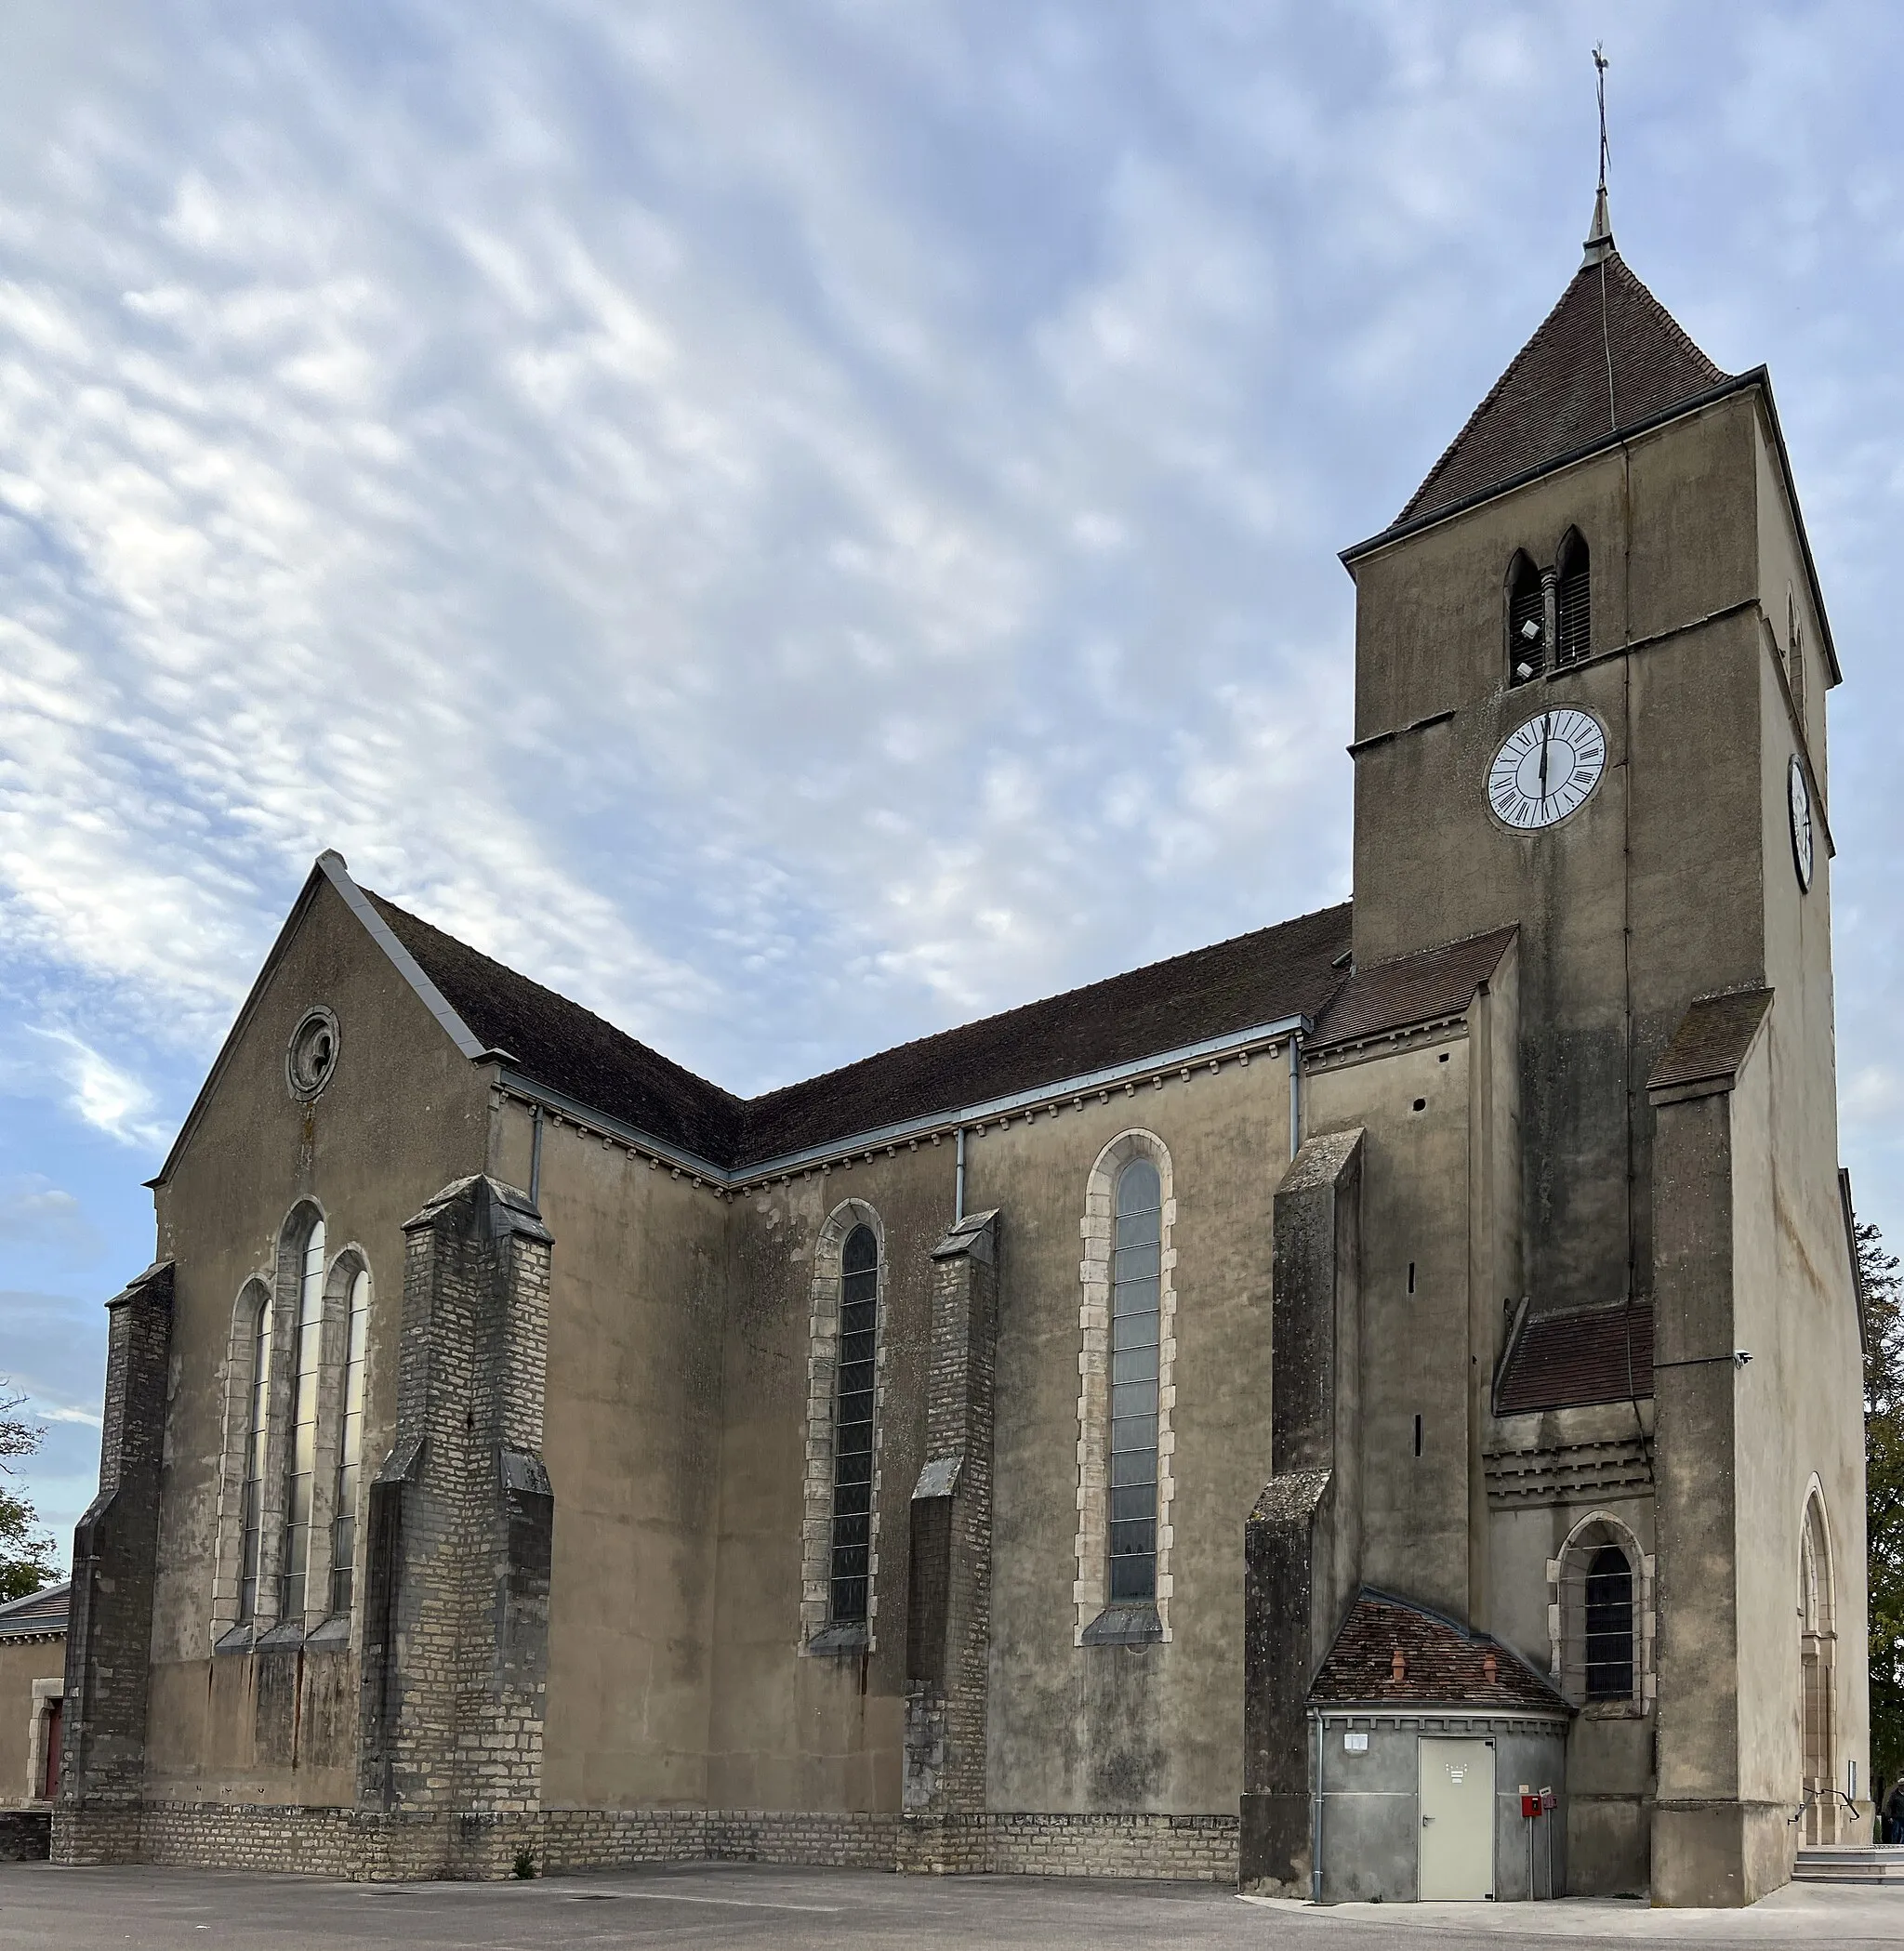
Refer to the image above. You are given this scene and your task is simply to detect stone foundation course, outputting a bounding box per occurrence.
[55,1802,1238,1882]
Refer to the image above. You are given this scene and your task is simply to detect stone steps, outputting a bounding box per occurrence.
[1793,1845,1904,1884]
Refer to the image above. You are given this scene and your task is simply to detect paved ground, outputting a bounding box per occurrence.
[2,1862,1900,1951]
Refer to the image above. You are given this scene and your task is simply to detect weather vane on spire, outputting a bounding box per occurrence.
[1584,43,1615,265]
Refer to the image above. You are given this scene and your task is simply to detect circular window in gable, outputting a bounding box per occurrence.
[287,1007,340,1100]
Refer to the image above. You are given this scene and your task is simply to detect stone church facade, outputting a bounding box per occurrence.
[55,204,1868,1905]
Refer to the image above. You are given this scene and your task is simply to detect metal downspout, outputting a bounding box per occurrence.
[1289,1029,1304,1164]
[955,1125,966,1223]
[1310,1707,1325,1903]
[529,1103,545,1206]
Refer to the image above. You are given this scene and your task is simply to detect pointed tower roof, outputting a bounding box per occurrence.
[1395,233,1729,529]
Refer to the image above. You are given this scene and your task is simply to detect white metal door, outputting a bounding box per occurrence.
[1418,1736,1494,1901]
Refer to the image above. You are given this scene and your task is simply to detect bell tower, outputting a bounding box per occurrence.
[1338,189,1866,1904]
[1338,199,1840,1323]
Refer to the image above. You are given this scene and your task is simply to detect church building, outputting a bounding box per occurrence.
[54,193,1868,1906]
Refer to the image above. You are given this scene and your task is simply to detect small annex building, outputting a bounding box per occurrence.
[52,196,1868,1905]
[0,1581,70,1859]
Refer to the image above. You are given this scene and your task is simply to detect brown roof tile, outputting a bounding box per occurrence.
[365,890,1353,1171]
[737,904,1352,1167]
[1310,1589,1568,1712]
[1397,250,1729,528]
[1496,1301,1654,1416]
[365,892,747,1164]
[1309,927,1515,1051]
[1646,988,1773,1098]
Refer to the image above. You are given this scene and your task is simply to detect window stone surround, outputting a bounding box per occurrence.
[1075,1130,1177,1644]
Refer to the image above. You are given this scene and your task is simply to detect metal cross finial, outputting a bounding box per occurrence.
[1593,44,1610,195]
[1583,43,1615,267]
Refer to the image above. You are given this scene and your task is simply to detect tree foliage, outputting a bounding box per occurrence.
[0,1387,57,1603]
[1861,1222,1904,1786]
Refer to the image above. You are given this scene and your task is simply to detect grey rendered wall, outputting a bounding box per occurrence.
[976,1061,1293,1816]
[1306,1022,1487,1624]
[141,877,494,1807]
[1316,1719,1567,1903]
[486,1101,733,1813]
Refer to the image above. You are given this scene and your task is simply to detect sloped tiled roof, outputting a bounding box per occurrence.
[1396,249,1729,528]
[366,888,1355,1170]
[1310,1588,1568,1712]
[736,904,1354,1167]
[0,1579,70,1638]
[366,892,747,1164]
[1647,988,1773,1099]
[1309,927,1516,1052]
[1496,1302,1654,1416]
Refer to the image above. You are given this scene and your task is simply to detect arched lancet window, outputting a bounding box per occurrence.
[1108,1159,1163,1602]
[1507,551,1545,684]
[1583,1544,1634,1699]
[1801,1491,1837,1839]
[828,1224,879,1626]
[237,1288,273,1622]
[280,1214,325,1622]
[1549,1511,1650,1711]
[329,1264,370,1615]
[1555,529,1591,666]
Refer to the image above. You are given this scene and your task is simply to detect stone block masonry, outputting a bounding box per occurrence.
[56,1260,174,1851]
[55,1802,1237,1880]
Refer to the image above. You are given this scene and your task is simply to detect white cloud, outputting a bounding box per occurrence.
[21,1028,169,1150]
[0,0,1894,1279]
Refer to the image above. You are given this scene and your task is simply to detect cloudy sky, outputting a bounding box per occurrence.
[4,0,1901,1562]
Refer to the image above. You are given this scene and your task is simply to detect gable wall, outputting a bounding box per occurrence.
[142,876,493,1805]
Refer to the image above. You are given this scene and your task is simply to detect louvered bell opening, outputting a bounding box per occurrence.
[1555,535,1591,666]
[1508,558,1545,684]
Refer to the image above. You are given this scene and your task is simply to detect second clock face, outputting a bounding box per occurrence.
[1488,706,1606,830]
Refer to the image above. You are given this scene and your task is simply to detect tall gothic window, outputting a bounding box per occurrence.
[280,1216,325,1621]
[329,1265,370,1615]
[828,1224,879,1625]
[1109,1158,1162,1602]
[1583,1544,1634,1699]
[1507,551,1545,684]
[1556,529,1591,666]
[237,1291,273,1622]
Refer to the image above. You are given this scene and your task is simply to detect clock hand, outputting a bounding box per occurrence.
[1539,714,1551,798]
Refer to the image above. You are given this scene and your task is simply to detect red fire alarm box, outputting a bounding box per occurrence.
[1520,1791,1541,1818]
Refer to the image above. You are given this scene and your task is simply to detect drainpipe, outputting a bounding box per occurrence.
[529,1103,545,1206]
[1288,1030,1304,1165]
[955,1125,966,1223]
[1310,1707,1325,1904]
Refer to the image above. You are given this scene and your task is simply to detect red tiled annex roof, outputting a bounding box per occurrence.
[1396,249,1729,529]
[1496,1301,1654,1416]
[1310,1589,1568,1713]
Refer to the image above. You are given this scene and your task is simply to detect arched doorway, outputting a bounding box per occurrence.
[1800,1492,1836,1842]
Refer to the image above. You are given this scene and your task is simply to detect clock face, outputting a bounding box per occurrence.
[1789,755,1815,890]
[1487,706,1606,831]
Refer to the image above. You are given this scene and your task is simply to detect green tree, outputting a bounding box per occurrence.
[0,1387,57,1602]
[1860,1221,1904,1790]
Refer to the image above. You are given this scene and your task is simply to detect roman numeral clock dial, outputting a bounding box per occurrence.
[1487,706,1606,830]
